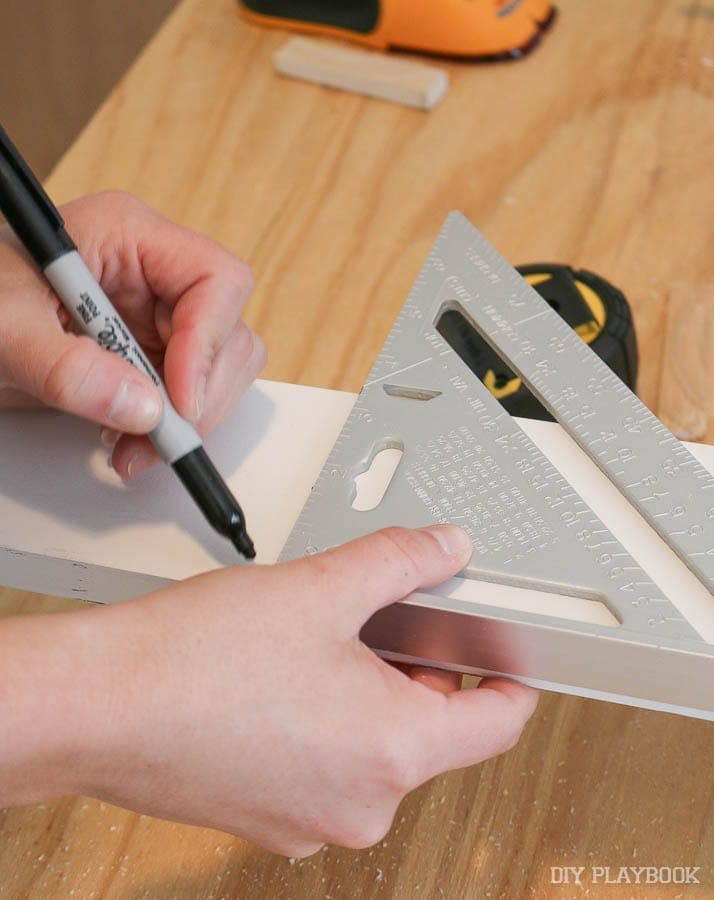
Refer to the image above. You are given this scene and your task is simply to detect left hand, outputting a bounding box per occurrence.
[0,190,266,478]
[0,525,537,853]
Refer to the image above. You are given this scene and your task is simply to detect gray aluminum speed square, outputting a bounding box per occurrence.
[281,212,714,719]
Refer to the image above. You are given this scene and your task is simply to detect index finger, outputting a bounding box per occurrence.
[64,192,255,423]
[133,210,255,423]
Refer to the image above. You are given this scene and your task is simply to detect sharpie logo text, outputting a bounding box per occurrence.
[97,318,133,364]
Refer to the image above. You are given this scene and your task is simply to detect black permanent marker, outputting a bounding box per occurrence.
[0,125,256,559]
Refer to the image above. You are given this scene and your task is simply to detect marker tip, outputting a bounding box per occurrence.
[232,531,256,560]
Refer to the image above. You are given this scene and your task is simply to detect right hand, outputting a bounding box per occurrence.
[0,191,265,479]
[61,526,539,856]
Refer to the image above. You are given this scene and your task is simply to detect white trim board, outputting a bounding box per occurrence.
[2,378,714,630]
[1,379,713,716]
[0,381,354,597]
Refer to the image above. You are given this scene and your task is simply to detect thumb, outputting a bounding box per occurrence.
[303,525,472,630]
[8,321,163,433]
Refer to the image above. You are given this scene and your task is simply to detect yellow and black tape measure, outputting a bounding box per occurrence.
[439,264,639,421]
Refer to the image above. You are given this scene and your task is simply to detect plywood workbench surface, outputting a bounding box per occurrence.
[1,0,712,896]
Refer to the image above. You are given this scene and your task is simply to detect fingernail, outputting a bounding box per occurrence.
[126,448,156,479]
[194,375,207,423]
[100,427,121,448]
[422,525,472,556]
[109,379,162,431]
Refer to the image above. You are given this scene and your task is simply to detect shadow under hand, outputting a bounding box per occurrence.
[0,385,276,569]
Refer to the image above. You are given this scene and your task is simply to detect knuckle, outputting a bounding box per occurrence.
[233,322,267,373]
[280,841,324,859]
[298,552,333,595]
[373,527,425,581]
[251,330,268,370]
[336,815,393,851]
[376,735,421,795]
[497,714,526,755]
[496,687,537,753]
[232,319,254,355]
[81,190,147,228]
[61,192,151,257]
[232,257,254,295]
[216,254,254,302]
[95,189,145,217]
[272,554,333,618]
[41,340,95,409]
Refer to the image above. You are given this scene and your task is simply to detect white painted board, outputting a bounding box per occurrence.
[1,379,713,649]
[0,381,352,601]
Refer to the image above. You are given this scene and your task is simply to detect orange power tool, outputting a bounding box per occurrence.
[239,0,556,60]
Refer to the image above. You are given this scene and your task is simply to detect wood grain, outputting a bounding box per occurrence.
[1,0,713,896]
